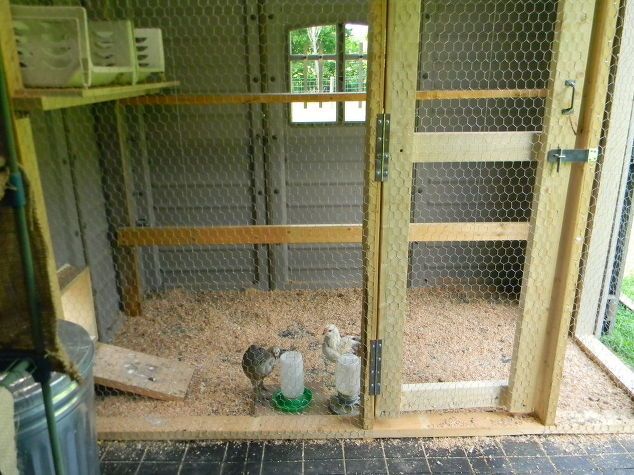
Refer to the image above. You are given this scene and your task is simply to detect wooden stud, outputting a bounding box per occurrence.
[361,0,388,430]
[412,131,539,163]
[373,0,422,419]
[93,103,143,317]
[0,0,65,357]
[575,0,634,337]
[536,0,620,425]
[506,0,618,422]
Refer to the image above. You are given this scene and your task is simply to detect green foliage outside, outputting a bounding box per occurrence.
[290,25,367,93]
[601,275,634,368]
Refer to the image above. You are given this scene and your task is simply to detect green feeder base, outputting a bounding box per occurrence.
[271,388,313,413]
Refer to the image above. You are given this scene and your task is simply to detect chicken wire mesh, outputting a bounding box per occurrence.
[9,0,634,433]
[16,0,374,427]
[396,0,557,410]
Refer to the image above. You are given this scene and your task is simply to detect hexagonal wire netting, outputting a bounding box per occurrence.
[13,0,633,430]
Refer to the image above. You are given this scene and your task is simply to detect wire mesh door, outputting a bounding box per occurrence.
[373,0,610,421]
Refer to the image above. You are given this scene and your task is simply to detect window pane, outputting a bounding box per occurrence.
[291,59,336,93]
[344,24,368,55]
[344,59,366,92]
[344,101,366,122]
[290,25,337,55]
[291,102,337,123]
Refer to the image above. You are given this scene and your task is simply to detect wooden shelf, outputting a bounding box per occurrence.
[11,80,180,111]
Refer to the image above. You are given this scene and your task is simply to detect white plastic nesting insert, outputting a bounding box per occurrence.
[11,5,91,88]
[89,20,137,86]
[134,28,165,83]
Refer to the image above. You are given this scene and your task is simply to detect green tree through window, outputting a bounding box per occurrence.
[289,24,367,123]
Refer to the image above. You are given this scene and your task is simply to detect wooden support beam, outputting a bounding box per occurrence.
[373,0,422,419]
[117,222,529,247]
[412,131,539,163]
[507,0,618,423]
[536,0,620,425]
[361,0,388,430]
[401,381,507,412]
[120,89,548,107]
[0,0,65,361]
[93,103,143,316]
[575,0,634,337]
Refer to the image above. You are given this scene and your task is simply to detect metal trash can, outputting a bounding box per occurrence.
[0,321,99,475]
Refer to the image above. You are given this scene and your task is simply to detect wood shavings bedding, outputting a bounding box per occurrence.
[95,287,633,418]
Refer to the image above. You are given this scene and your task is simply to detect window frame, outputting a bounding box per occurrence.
[287,23,368,126]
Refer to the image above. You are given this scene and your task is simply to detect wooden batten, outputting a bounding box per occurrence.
[412,131,539,163]
[117,222,529,247]
[120,89,547,107]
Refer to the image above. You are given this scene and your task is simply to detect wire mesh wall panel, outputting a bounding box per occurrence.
[10,0,375,426]
[401,0,556,406]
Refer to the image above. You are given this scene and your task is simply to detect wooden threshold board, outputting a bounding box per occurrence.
[96,409,634,440]
[94,343,194,401]
[12,81,180,111]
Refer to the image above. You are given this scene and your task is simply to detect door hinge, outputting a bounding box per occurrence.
[369,339,383,396]
[548,147,598,172]
[375,113,390,182]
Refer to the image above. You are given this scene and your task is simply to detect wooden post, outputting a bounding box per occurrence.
[361,0,388,429]
[506,0,619,423]
[0,0,65,346]
[93,103,143,316]
[369,0,422,419]
[575,0,634,337]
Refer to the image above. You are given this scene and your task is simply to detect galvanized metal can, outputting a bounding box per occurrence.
[1,321,99,475]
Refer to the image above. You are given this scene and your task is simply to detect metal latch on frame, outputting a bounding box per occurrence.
[548,147,598,172]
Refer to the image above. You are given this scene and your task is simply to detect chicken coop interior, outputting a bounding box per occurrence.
[1,0,633,441]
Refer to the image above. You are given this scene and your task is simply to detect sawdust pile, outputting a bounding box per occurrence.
[96,287,633,418]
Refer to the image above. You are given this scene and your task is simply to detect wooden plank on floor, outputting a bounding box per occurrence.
[94,343,194,401]
[412,131,539,163]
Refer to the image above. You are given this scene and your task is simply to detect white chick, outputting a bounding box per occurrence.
[322,323,361,363]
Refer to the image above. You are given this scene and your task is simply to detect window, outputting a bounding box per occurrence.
[289,23,368,124]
